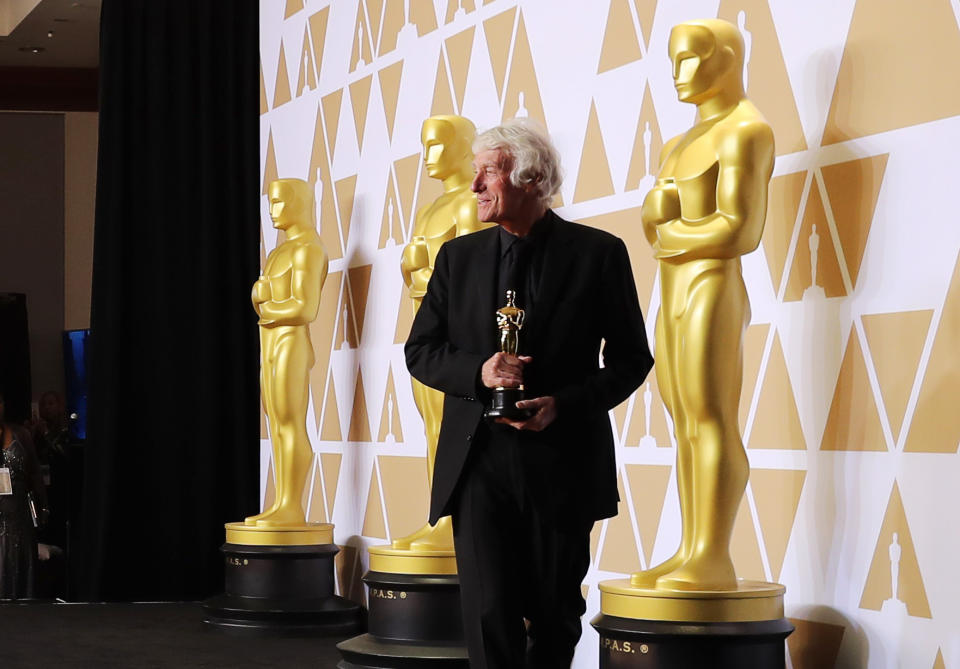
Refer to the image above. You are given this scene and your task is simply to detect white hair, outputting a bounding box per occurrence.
[473,118,563,209]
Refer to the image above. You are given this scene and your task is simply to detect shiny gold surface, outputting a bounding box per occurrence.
[367,544,459,575]
[495,290,525,358]
[632,19,775,592]
[225,521,334,546]
[245,178,329,528]
[392,116,487,553]
[600,579,785,623]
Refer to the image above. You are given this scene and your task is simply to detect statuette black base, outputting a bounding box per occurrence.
[336,571,468,668]
[591,614,793,669]
[202,543,362,636]
[484,386,533,421]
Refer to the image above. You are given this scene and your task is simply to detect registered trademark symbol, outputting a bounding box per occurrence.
[640,644,649,654]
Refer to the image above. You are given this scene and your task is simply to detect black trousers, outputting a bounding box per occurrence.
[451,427,592,669]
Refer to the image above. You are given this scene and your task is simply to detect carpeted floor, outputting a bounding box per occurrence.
[0,601,348,668]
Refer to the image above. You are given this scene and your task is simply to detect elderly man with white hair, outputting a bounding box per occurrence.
[405,118,653,668]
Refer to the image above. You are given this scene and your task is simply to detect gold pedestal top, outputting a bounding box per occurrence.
[367,544,458,575]
[599,579,785,623]
[224,521,334,547]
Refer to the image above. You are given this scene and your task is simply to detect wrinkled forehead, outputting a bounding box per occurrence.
[668,23,716,62]
[472,147,511,170]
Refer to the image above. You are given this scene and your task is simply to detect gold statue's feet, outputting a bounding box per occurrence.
[391,516,454,551]
[629,552,686,587]
[654,555,737,591]
[244,505,306,527]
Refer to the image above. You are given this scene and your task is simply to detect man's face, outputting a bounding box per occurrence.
[471,149,530,225]
[668,25,724,104]
[422,121,457,179]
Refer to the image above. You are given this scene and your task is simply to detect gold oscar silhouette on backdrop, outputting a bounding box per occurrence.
[381,115,485,558]
[598,20,788,633]
[226,178,331,545]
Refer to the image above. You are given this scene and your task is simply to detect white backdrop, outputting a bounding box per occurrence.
[258,1,960,666]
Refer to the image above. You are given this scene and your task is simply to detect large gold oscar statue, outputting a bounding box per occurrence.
[369,115,484,570]
[597,20,788,637]
[207,180,360,635]
[394,115,485,552]
[227,178,331,545]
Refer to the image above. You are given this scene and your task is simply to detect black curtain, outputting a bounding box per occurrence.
[79,0,260,601]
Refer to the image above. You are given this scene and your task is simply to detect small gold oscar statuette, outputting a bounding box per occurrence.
[484,290,534,420]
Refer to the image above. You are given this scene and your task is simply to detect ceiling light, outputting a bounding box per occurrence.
[47,30,54,38]
[19,46,45,54]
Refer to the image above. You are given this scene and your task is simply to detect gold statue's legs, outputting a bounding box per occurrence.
[246,328,315,526]
[391,299,454,551]
[632,272,749,590]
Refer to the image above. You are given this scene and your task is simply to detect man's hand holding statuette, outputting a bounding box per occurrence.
[481,352,531,390]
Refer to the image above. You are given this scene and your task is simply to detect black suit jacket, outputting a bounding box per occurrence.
[405,210,653,525]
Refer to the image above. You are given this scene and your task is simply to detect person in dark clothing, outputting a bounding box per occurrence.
[405,119,653,668]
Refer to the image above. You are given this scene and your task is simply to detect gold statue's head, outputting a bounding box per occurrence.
[668,19,745,104]
[268,178,313,230]
[421,115,476,180]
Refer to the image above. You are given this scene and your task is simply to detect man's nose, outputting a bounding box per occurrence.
[471,173,483,192]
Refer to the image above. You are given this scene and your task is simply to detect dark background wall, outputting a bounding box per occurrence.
[0,112,65,404]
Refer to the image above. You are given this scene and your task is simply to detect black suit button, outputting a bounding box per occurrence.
[466,434,472,441]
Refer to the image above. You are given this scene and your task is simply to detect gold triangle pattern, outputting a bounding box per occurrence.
[483,7,516,101]
[625,465,672,566]
[823,0,960,144]
[820,325,886,451]
[862,310,933,441]
[859,482,932,618]
[350,3,374,72]
[320,453,342,517]
[729,494,765,581]
[747,331,805,450]
[761,171,806,293]
[348,368,373,442]
[598,473,642,573]
[377,365,404,443]
[272,42,292,108]
[750,468,806,581]
[262,131,279,195]
[624,83,664,189]
[309,270,343,432]
[378,61,404,142]
[295,25,317,97]
[820,154,887,290]
[350,75,374,151]
[446,27,475,112]
[444,0,476,24]
[573,100,617,203]
[320,369,343,441]
[906,252,960,453]
[308,7,330,72]
[284,0,303,19]
[362,466,387,538]
[501,12,545,125]
[597,0,642,74]
[784,177,845,302]
[717,0,807,155]
[739,323,770,434]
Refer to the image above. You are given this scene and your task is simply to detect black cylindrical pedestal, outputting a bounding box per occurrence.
[203,543,362,636]
[591,614,794,669]
[337,571,468,668]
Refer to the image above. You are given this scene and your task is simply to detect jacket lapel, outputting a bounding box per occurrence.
[526,212,576,347]
[470,227,501,352]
